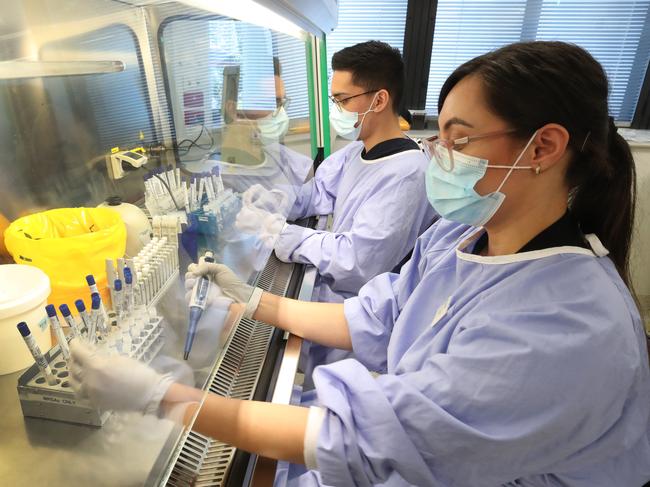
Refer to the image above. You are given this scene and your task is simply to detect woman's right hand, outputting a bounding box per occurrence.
[185,260,263,319]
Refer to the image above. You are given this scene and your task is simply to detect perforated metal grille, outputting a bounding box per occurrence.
[164,255,293,487]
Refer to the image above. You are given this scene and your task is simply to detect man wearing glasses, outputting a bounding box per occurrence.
[273,40,436,381]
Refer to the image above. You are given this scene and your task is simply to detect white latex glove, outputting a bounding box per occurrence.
[235,204,286,248]
[241,184,289,214]
[184,269,234,309]
[69,340,174,415]
[186,261,263,319]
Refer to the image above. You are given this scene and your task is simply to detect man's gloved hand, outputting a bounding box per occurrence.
[185,261,263,319]
[69,340,174,415]
[235,204,286,248]
[241,184,289,214]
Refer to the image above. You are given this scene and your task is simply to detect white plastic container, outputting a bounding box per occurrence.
[99,196,151,257]
[0,264,51,374]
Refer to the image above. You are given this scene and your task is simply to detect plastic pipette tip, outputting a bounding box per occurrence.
[59,304,71,317]
[17,322,30,337]
[183,351,189,360]
[74,299,86,312]
[45,304,57,318]
[86,275,96,286]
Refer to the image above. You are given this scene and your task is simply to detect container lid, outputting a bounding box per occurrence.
[105,196,123,206]
[0,264,51,320]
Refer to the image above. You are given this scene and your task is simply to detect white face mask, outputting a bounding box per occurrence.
[257,107,290,144]
[329,93,378,140]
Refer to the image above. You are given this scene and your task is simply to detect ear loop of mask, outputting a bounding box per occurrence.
[354,92,380,129]
[494,131,539,193]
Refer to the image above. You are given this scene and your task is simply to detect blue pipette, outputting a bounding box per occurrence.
[183,251,214,360]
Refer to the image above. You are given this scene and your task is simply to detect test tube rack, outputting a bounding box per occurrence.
[16,314,165,426]
[130,237,179,308]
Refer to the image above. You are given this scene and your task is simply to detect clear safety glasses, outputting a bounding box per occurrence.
[423,129,519,172]
[328,90,378,112]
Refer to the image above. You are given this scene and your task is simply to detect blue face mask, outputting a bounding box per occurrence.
[425,131,537,227]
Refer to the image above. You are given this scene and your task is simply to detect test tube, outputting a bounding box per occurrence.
[117,258,126,283]
[83,301,96,344]
[126,259,136,281]
[106,260,117,293]
[140,275,150,306]
[121,328,132,356]
[17,322,57,386]
[74,299,91,335]
[86,274,109,322]
[91,292,110,335]
[45,304,70,361]
[215,165,224,193]
[113,279,123,322]
[124,268,134,316]
[141,264,152,299]
[59,304,80,338]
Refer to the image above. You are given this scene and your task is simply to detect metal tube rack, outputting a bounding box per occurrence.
[17,314,165,426]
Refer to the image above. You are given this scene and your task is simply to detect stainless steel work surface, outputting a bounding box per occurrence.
[0,368,180,486]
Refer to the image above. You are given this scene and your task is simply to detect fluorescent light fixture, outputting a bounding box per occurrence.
[0,60,125,79]
[176,0,307,39]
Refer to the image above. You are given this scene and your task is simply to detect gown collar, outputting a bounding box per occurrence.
[456,216,608,265]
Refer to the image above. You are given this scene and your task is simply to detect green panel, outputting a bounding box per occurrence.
[305,39,318,160]
[305,36,331,160]
[319,36,331,158]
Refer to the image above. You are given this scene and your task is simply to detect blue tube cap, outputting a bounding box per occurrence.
[85,275,96,286]
[17,322,30,337]
[124,272,132,285]
[59,304,71,317]
[114,279,122,291]
[91,293,101,310]
[74,299,86,312]
[45,304,57,318]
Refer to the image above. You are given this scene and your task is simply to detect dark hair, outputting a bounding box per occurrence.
[273,56,281,77]
[439,41,636,286]
[332,40,404,113]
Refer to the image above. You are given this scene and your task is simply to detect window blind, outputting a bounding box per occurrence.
[425,0,650,122]
[325,0,409,83]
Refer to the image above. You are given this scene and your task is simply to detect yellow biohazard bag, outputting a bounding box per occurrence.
[4,207,126,309]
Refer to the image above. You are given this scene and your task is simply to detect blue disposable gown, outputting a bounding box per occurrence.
[274,141,436,303]
[288,218,650,486]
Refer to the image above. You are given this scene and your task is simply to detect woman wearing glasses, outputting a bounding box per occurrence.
[71,41,650,486]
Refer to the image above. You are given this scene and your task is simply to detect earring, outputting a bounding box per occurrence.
[535,166,541,175]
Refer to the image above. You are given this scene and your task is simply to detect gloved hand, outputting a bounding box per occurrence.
[69,340,174,415]
[241,184,289,214]
[184,264,235,310]
[185,261,263,319]
[235,204,286,248]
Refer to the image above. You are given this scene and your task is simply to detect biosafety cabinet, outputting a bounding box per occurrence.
[0,0,335,485]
